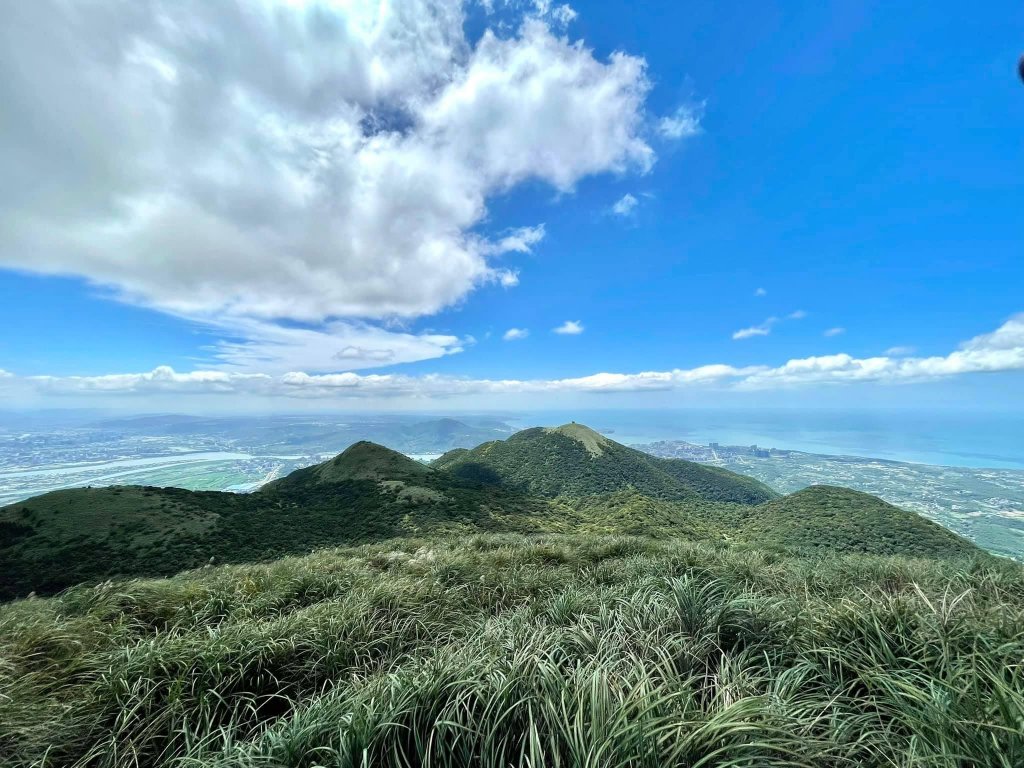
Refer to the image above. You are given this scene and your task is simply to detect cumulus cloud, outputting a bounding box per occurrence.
[824,327,846,337]
[656,103,703,140]
[788,310,808,320]
[736,316,1024,390]
[553,320,584,335]
[611,193,639,216]
[886,346,916,356]
[503,328,529,341]
[0,0,655,366]
[4,316,1023,401]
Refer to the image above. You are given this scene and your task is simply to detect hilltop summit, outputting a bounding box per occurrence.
[544,423,611,456]
[261,441,431,493]
[433,422,778,504]
[313,441,432,483]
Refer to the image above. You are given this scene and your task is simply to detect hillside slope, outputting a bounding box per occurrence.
[0,443,547,599]
[0,485,228,597]
[266,440,431,487]
[0,534,1018,768]
[0,431,984,600]
[741,485,981,558]
[433,423,778,504]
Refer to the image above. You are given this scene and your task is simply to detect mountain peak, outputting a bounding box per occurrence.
[545,422,610,456]
[314,441,432,483]
[435,423,777,504]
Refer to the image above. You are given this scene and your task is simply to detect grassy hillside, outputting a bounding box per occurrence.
[269,441,431,486]
[0,428,985,600]
[741,485,982,558]
[0,443,548,600]
[0,485,233,598]
[434,423,778,504]
[1,534,1020,767]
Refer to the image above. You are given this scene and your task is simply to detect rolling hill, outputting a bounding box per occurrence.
[0,424,1011,768]
[737,484,981,558]
[0,424,985,600]
[433,423,778,504]
[0,442,548,599]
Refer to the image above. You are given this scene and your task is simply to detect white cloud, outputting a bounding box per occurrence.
[532,0,577,26]
[553,320,584,335]
[733,311,806,340]
[732,316,779,340]
[26,367,274,396]
[4,315,1024,400]
[732,326,771,340]
[611,193,639,216]
[204,317,465,373]
[824,327,846,337]
[503,328,529,341]
[737,316,1024,389]
[754,287,767,297]
[656,103,703,140]
[483,225,546,255]
[886,346,916,356]
[0,0,654,361]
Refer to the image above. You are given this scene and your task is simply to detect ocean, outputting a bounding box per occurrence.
[503,409,1024,469]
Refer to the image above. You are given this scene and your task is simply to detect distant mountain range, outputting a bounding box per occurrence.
[0,423,981,599]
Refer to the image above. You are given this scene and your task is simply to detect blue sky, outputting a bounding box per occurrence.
[0,0,1022,410]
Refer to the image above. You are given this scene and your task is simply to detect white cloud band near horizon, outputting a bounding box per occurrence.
[5,314,1022,402]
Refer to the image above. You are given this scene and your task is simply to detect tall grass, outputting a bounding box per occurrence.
[1,534,1022,767]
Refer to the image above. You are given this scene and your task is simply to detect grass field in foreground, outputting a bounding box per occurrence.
[2,533,1023,767]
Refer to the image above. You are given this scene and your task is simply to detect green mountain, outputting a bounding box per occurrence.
[268,440,432,485]
[736,484,980,558]
[0,426,1012,768]
[434,423,778,504]
[0,425,984,600]
[0,442,546,600]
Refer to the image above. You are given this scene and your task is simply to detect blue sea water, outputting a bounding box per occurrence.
[504,409,1024,470]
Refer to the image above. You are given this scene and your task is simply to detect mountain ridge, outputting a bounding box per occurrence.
[0,424,985,599]
[433,422,779,504]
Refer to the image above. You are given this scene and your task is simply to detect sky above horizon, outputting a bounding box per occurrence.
[1,0,1022,412]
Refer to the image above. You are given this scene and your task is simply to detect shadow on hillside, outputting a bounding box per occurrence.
[446,462,504,486]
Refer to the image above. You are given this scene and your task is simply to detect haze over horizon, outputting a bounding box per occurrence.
[1,0,1022,412]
